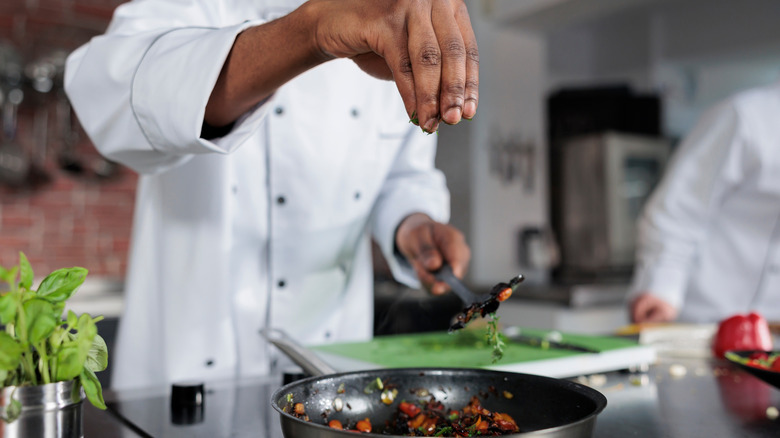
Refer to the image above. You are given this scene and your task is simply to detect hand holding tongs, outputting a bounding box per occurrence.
[432,263,524,332]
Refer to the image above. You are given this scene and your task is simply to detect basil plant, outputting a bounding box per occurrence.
[0,252,107,423]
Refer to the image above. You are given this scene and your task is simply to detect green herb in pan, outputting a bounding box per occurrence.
[486,313,505,364]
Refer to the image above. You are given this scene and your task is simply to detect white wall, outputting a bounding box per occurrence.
[544,0,780,137]
[438,6,549,289]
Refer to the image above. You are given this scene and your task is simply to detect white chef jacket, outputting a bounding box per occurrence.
[64,0,449,390]
[629,80,780,323]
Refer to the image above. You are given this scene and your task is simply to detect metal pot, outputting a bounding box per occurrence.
[0,380,85,438]
[265,329,607,437]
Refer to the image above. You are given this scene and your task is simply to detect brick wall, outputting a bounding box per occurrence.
[0,0,133,279]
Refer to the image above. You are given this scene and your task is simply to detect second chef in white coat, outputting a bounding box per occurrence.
[65,0,477,390]
[629,80,780,324]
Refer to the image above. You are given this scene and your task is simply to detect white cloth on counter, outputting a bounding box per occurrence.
[65,0,449,390]
[629,80,780,323]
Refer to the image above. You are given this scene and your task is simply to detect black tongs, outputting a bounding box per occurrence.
[433,264,524,332]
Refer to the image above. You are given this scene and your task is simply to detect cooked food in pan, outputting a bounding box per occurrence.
[273,368,607,438]
[282,382,520,436]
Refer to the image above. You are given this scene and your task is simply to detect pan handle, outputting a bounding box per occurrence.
[261,328,337,377]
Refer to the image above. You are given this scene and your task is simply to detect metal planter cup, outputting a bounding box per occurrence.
[1,380,84,438]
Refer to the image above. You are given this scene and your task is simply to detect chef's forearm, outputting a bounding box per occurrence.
[206,0,479,130]
[205,3,330,127]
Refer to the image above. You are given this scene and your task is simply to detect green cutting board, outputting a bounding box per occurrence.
[311,328,650,375]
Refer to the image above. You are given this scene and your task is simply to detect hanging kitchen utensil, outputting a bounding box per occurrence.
[0,41,23,89]
[0,87,30,186]
[23,57,58,188]
[56,93,84,175]
[263,328,608,437]
[432,264,524,332]
[25,103,53,188]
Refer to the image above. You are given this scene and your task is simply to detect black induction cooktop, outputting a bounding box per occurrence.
[104,376,285,438]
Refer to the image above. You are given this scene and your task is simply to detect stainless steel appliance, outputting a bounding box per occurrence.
[554,131,670,282]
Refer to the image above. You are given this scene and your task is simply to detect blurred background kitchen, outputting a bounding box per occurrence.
[1,0,779,389]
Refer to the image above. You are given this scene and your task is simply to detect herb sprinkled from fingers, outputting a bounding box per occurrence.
[487,313,505,363]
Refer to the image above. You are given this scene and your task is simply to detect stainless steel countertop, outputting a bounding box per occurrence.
[594,357,780,437]
[84,357,780,437]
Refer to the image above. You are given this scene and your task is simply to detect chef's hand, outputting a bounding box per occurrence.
[395,213,470,295]
[311,0,479,132]
[630,293,678,323]
[206,0,479,131]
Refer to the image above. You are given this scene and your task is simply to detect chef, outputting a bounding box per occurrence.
[628,79,780,324]
[64,0,476,390]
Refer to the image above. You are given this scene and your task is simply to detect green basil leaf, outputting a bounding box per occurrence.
[75,314,98,358]
[23,299,58,345]
[85,334,108,373]
[0,332,22,371]
[18,252,33,290]
[80,367,106,410]
[67,310,78,328]
[22,289,36,301]
[49,327,65,350]
[29,315,58,346]
[55,346,84,381]
[36,267,88,302]
[0,292,17,325]
[0,266,16,286]
[53,302,66,319]
[78,313,96,335]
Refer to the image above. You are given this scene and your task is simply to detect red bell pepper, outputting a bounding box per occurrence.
[712,312,773,359]
[398,401,421,418]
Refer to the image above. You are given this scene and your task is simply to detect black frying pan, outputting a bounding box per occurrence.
[265,330,607,437]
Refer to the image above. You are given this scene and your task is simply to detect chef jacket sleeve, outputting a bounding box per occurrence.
[371,129,451,288]
[64,1,272,175]
[628,100,746,308]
